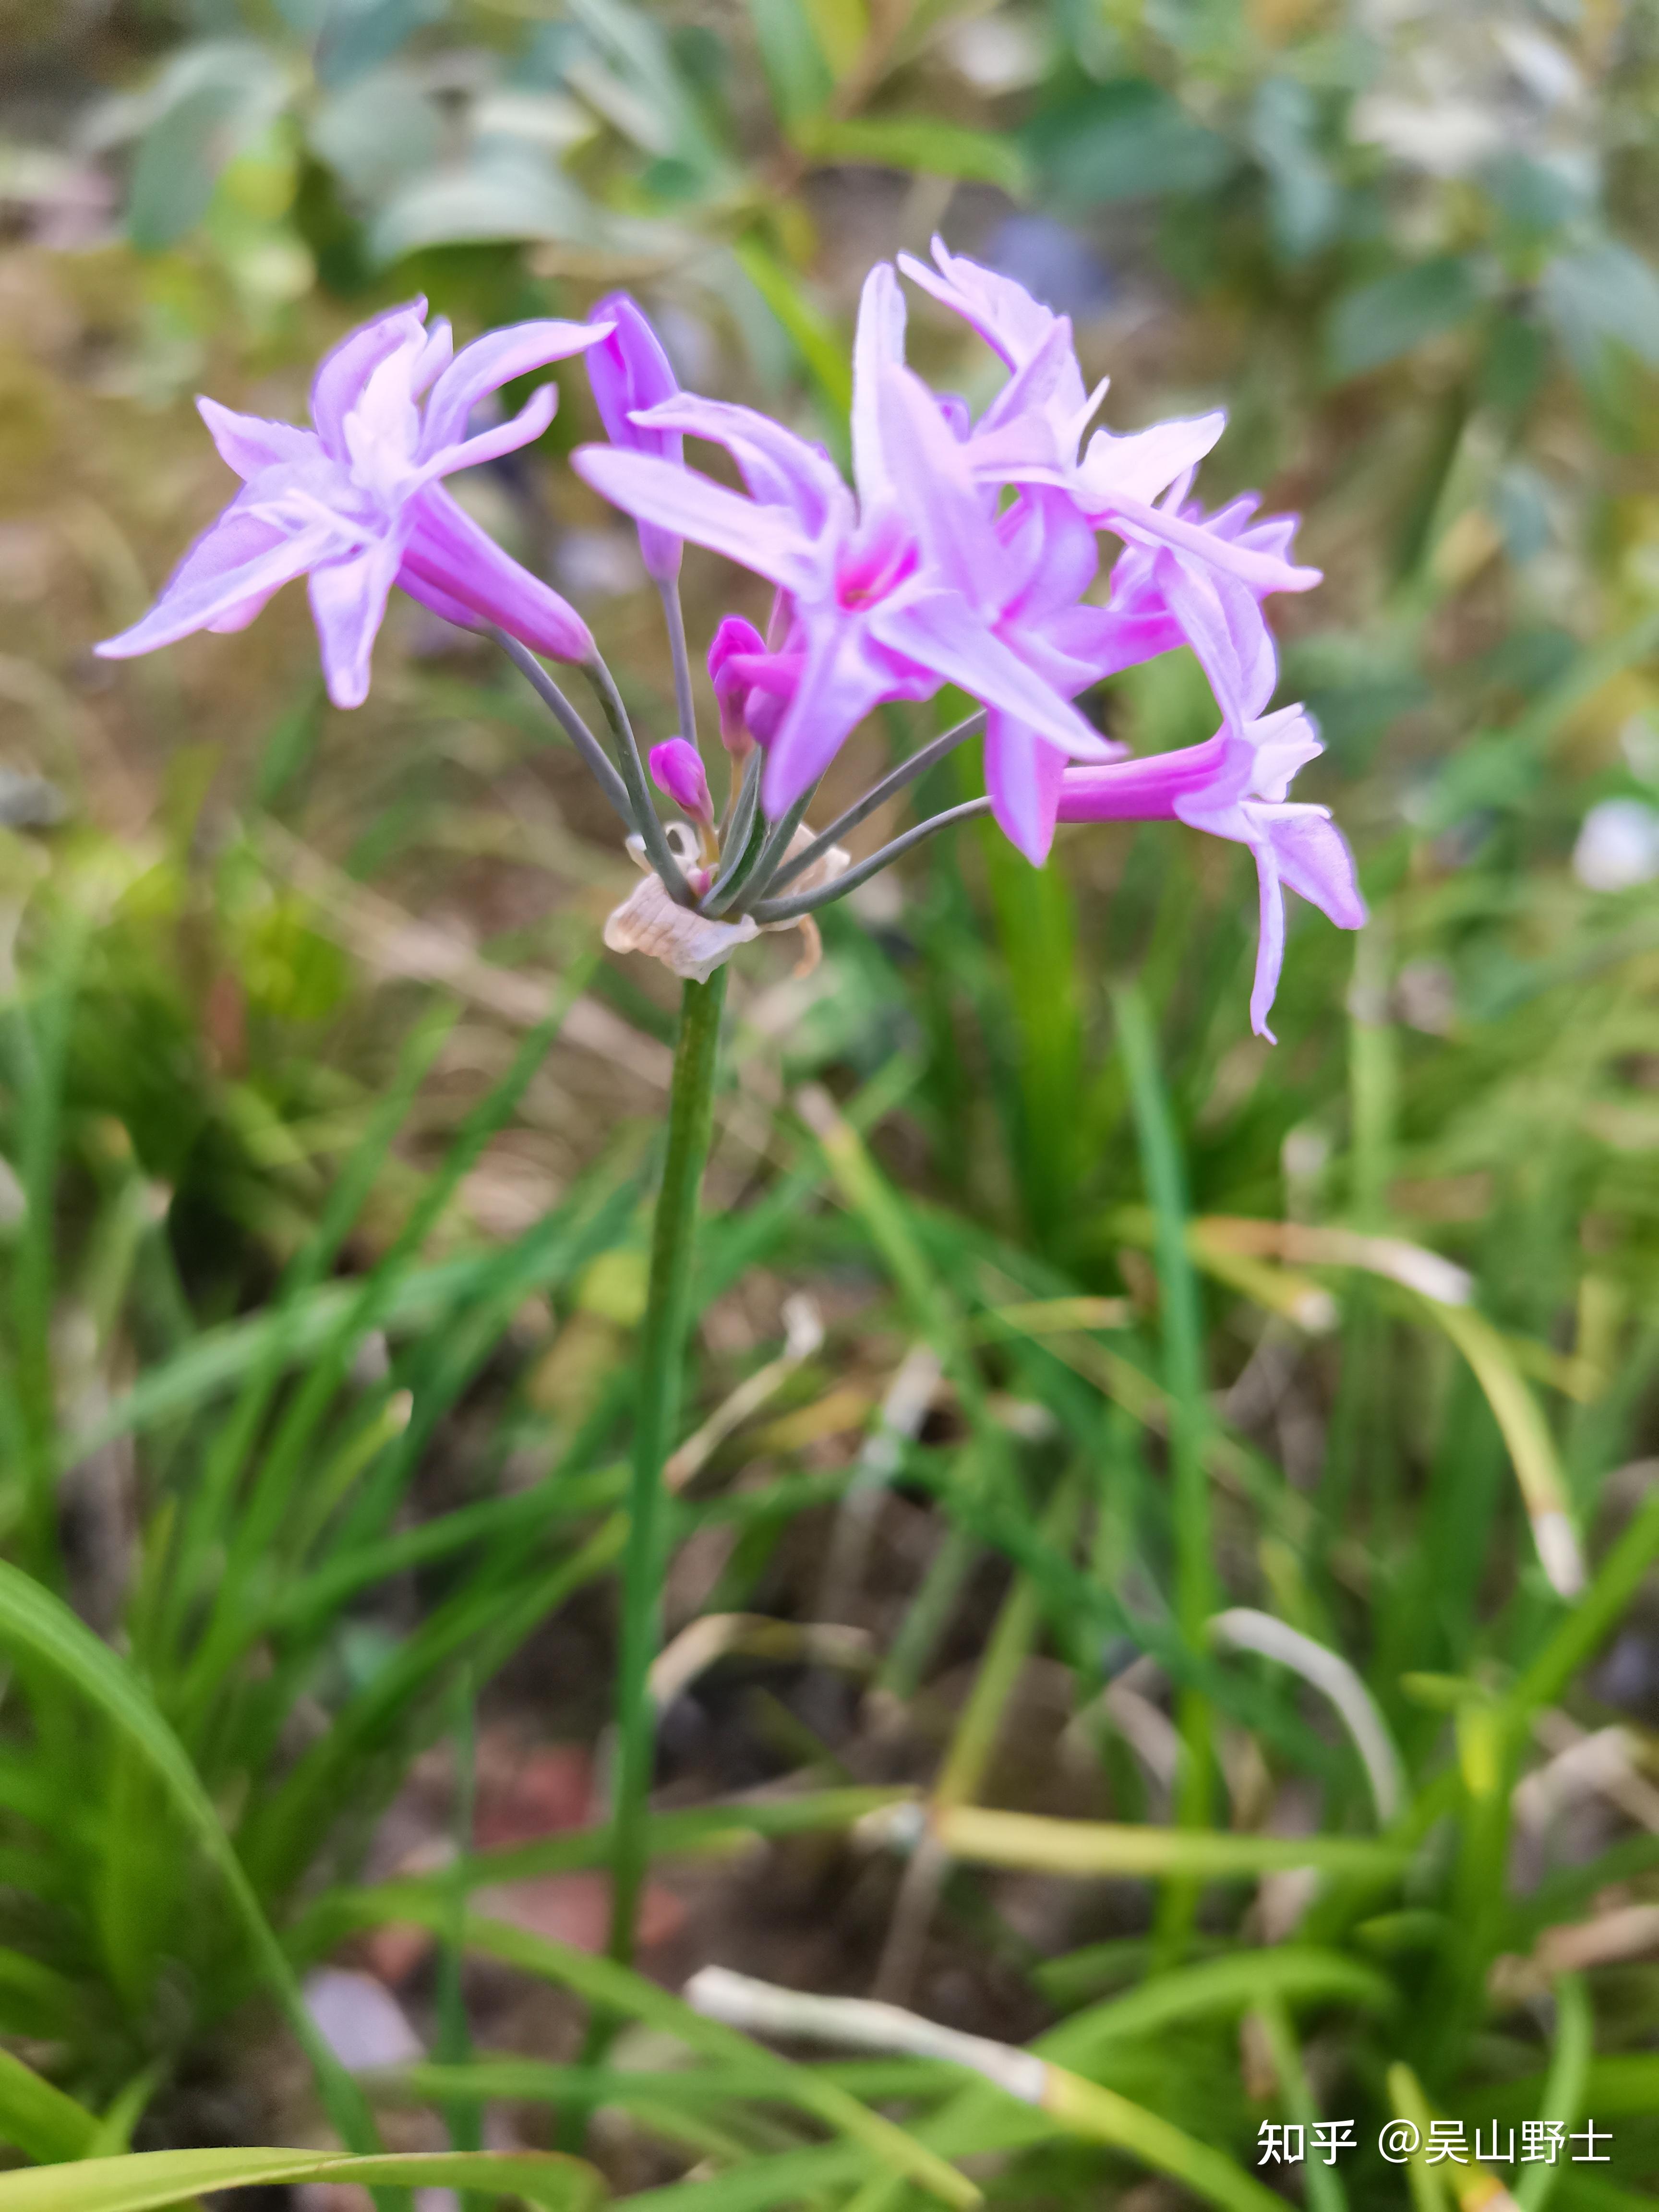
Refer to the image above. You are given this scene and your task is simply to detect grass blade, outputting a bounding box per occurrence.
[0,2151,601,2212]
[0,1562,377,2154]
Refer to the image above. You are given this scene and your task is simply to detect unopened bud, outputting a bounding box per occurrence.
[649,737,712,824]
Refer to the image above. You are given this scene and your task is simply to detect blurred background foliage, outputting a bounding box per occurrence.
[3,0,1659,2205]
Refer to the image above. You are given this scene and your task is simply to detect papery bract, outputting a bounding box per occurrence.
[586,294,684,582]
[1056,705,1366,1038]
[96,300,609,708]
[649,736,713,823]
[575,265,1118,817]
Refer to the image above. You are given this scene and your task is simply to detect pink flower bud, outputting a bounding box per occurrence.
[649,737,712,823]
[586,294,682,582]
[708,615,765,756]
[708,614,802,756]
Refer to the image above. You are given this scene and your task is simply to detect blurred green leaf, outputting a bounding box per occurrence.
[308,66,441,201]
[314,0,445,89]
[367,153,598,263]
[0,2150,601,2212]
[1248,77,1338,262]
[565,0,729,182]
[125,43,285,252]
[0,2050,98,2166]
[732,236,854,423]
[745,0,834,126]
[1327,255,1482,378]
[1541,240,1659,381]
[797,114,1027,192]
[1026,79,1231,208]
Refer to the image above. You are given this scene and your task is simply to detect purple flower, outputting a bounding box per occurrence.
[898,238,1319,729]
[586,294,684,583]
[1056,706,1366,1038]
[649,736,712,822]
[707,614,796,756]
[573,265,1118,817]
[96,299,610,708]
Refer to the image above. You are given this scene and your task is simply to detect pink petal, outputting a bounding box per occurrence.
[420,318,610,457]
[876,368,1001,608]
[995,489,1098,623]
[985,712,1069,866]
[96,514,338,660]
[572,446,818,595]
[412,317,454,395]
[587,294,683,581]
[869,588,1114,760]
[414,382,560,485]
[1078,414,1227,507]
[1269,807,1367,930]
[967,319,1090,465]
[761,617,925,816]
[1249,833,1286,1042]
[630,395,848,540]
[1041,602,1177,686]
[1103,492,1322,593]
[308,538,402,709]
[899,237,1064,372]
[403,484,591,662]
[1246,703,1323,800]
[851,263,908,514]
[1057,733,1229,820]
[311,300,429,460]
[396,564,484,635]
[1154,551,1278,726]
[196,397,320,482]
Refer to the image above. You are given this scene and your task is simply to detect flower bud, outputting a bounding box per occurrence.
[649,737,712,824]
[586,294,682,582]
[708,615,765,756]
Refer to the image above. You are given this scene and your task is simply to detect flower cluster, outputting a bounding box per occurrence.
[96,243,1363,1036]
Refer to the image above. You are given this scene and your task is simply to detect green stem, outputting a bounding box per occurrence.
[657,576,700,756]
[585,653,691,904]
[750,798,992,925]
[763,710,988,897]
[607,969,729,1968]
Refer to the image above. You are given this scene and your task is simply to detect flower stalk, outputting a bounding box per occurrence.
[608,966,729,1968]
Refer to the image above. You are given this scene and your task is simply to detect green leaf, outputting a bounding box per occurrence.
[1248,77,1339,262]
[336,1903,976,2210]
[0,1563,376,2155]
[731,237,854,424]
[1040,1948,1394,2060]
[744,0,833,125]
[295,1786,911,1957]
[1025,79,1231,208]
[565,0,727,180]
[315,0,445,90]
[795,114,1026,192]
[369,153,597,263]
[124,43,285,252]
[0,2150,601,2212]
[0,2049,98,2165]
[1327,255,1482,378]
[1541,241,1659,380]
